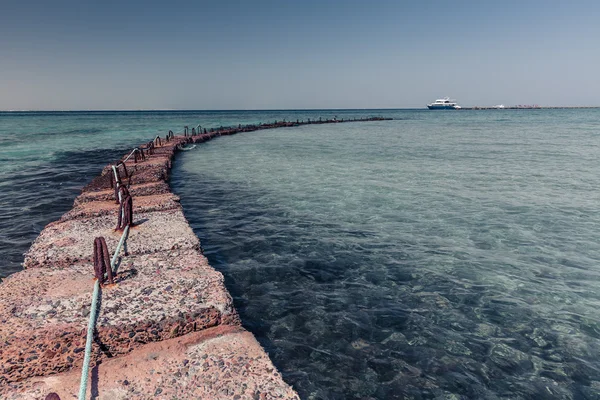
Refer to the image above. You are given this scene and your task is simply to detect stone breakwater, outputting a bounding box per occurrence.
[0,117,390,399]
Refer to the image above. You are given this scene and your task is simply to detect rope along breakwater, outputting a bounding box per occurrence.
[0,116,390,399]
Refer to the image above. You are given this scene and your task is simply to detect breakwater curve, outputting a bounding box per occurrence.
[0,117,390,399]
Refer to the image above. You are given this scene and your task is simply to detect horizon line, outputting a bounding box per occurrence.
[0,107,421,113]
[2,106,600,113]
[0,107,420,112]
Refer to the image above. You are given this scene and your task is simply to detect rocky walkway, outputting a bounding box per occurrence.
[0,118,389,399]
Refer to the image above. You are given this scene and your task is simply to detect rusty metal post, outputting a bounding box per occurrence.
[93,237,113,285]
[124,194,133,227]
[119,184,130,200]
[99,237,113,284]
[93,237,102,281]
[116,193,134,231]
[118,162,128,181]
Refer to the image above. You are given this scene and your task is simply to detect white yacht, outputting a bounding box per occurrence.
[427,97,461,110]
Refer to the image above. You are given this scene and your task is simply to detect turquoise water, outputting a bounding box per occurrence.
[0,110,373,277]
[170,110,600,399]
[2,109,600,399]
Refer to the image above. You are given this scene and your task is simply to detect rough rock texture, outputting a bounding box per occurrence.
[83,164,169,192]
[3,327,299,400]
[23,209,200,269]
[112,154,172,172]
[74,181,171,205]
[0,250,239,385]
[61,193,181,222]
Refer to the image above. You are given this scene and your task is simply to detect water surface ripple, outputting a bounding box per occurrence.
[0,110,356,277]
[170,110,600,399]
[2,110,600,399]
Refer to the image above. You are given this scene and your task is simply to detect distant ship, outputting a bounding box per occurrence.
[427,97,461,110]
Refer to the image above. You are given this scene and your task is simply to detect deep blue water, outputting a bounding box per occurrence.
[3,109,600,399]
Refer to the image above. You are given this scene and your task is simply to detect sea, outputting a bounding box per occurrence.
[1,109,600,399]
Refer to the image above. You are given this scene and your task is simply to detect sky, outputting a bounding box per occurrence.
[1,0,599,110]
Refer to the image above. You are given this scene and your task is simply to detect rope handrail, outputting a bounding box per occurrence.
[77,224,129,400]
[121,148,139,164]
[75,126,195,398]
[77,160,133,399]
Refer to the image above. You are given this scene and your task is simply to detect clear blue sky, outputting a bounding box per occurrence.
[1,0,598,110]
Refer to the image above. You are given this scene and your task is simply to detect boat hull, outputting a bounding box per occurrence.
[427,105,459,110]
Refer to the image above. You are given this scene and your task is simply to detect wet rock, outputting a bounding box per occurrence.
[489,343,533,373]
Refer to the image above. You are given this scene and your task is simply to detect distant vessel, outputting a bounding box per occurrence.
[493,104,505,109]
[427,97,461,110]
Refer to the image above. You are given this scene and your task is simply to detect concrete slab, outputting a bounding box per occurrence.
[24,209,200,269]
[82,166,169,193]
[74,181,171,205]
[0,250,238,384]
[100,155,172,177]
[3,326,299,400]
[62,193,181,222]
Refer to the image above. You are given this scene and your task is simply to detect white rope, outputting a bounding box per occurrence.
[77,225,129,400]
[77,156,135,399]
[121,148,138,163]
[75,126,190,397]
[77,280,100,400]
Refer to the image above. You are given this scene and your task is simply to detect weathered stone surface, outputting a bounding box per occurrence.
[144,144,178,158]
[100,155,172,182]
[82,165,169,193]
[24,209,200,269]
[3,327,299,400]
[0,250,238,384]
[62,193,181,222]
[74,181,171,205]
[113,154,172,172]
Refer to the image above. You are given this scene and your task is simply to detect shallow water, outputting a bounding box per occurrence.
[2,109,600,399]
[0,109,370,277]
[170,109,600,399]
